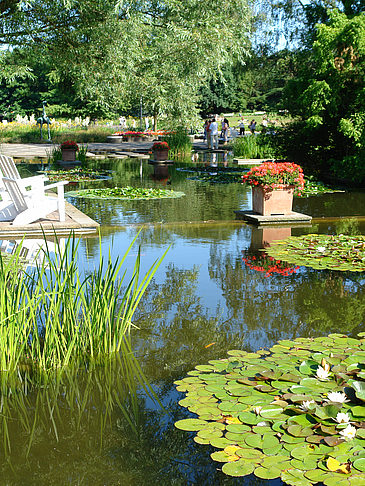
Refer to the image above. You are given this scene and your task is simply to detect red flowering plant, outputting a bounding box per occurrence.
[242,251,299,277]
[152,141,170,151]
[60,140,79,151]
[242,162,305,192]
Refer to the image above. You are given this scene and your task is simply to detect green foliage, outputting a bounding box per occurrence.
[265,234,365,271]
[281,9,365,184]
[233,135,275,158]
[67,187,185,200]
[175,333,365,484]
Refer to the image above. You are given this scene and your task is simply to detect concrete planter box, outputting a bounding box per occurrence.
[252,185,294,216]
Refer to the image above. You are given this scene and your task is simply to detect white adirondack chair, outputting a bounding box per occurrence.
[0,154,48,197]
[0,177,68,226]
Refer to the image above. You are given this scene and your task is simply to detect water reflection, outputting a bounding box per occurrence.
[1,157,364,484]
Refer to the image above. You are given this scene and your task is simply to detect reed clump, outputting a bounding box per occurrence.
[163,127,192,156]
[233,134,275,159]
[0,233,166,376]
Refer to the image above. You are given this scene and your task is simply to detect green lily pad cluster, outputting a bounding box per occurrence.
[39,168,110,182]
[174,334,365,485]
[67,186,185,200]
[294,176,344,198]
[264,234,365,272]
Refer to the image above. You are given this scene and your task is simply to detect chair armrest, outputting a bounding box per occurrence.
[44,181,69,191]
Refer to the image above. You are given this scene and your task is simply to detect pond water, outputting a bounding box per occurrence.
[2,157,365,485]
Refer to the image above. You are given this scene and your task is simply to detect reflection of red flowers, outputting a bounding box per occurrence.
[242,162,305,191]
[242,252,299,277]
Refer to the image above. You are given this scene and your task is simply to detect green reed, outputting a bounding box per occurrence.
[0,232,167,376]
[163,127,192,156]
[233,134,275,158]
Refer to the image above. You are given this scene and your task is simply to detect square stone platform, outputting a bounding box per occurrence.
[0,202,99,238]
[235,210,312,226]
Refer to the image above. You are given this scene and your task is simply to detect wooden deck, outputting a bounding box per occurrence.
[0,201,99,238]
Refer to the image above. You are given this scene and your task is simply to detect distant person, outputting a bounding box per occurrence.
[261,116,268,134]
[203,120,210,144]
[205,119,211,147]
[145,117,149,131]
[249,120,256,134]
[221,118,229,144]
[209,118,219,150]
[238,118,245,136]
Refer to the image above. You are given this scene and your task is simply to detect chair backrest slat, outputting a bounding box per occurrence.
[0,155,21,180]
[2,178,28,213]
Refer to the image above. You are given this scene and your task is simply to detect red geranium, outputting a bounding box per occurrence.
[60,140,79,151]
[152,141,170,151]
[242,162,305,191]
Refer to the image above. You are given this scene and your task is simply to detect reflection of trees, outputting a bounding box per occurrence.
[133,263,245,383]
[208,243,365,348]
[294,191,365,218]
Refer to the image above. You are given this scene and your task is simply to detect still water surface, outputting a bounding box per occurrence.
[1,157,364,485]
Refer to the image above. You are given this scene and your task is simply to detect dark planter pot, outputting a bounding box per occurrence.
[153,149,169,161]
[61,148,77,162]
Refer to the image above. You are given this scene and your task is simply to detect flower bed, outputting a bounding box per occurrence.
[67,186,185,200]
[264,234,365,272]
[175,333,365,484]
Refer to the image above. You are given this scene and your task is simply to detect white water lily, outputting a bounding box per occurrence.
[339,424,356,440]
[253,406,262,415]
[317,246,326,252]
[299,400,315,412]
[316,365,331,380]
[326,392,349,404]
[335,412,350,424]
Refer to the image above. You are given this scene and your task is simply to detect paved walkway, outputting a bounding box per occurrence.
[0,139,226,159]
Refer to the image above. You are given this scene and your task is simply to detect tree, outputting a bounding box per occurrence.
[282,9,365,181]
[1,0,252,122]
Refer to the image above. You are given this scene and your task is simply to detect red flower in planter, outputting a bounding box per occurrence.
[152,141,170,151]
[242,162,305,191]
[60,140,79,151]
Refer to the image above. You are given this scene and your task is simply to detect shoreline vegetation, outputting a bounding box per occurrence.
[0,232,166,384]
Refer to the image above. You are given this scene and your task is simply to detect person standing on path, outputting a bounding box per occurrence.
[238,117,245,136]
[209,118,219,150]
[222,118,229,144]
[249,119,256,134]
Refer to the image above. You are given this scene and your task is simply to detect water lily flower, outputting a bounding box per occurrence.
[326,392,349,404]
[339,424,356,441]
[335,412,350,424]
[317,246,326,252]
[253,406,262,415]
[316,365,331,380]
[299,400,315,412]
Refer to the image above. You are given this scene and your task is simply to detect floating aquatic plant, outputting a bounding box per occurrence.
[264,234,365,272]
[67,186,185,200]
[174,333,365,485]
[39,168,110,182]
